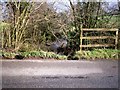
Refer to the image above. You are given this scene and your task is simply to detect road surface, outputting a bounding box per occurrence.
[1,59,118,88]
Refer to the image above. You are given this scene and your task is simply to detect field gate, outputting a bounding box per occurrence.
[80,28,119,51]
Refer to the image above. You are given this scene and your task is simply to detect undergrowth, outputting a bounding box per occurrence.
[20,50,67,60]
[0,50,67,60]
[75,49,120,60]
[1,49,119,60]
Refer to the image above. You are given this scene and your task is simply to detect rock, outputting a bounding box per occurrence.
[48,38,68,54]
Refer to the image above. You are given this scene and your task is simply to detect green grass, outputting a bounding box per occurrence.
[1,49,119,60]
[75,49,120,60]
[1,50,67,60]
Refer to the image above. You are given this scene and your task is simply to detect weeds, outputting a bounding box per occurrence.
[75,49,120,60]
[1,49,119,60]
[1,50,67,60]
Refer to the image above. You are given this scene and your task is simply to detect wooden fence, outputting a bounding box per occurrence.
[80,28,119,51]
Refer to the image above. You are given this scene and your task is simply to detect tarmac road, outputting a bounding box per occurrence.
[1,60,118,88]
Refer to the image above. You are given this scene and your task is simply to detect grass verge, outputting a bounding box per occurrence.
[0,50,67,60]
[74,49,120,60]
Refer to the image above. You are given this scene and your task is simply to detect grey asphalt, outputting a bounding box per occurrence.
[1,59,118,88]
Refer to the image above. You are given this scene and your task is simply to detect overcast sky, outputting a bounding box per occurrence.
[47,0,119,12]
[0,0,119,13]
[0,0,119,20]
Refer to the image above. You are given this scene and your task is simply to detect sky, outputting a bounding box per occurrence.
[0,0,119,20]
[0,0,119,2]
[47,0,119,12]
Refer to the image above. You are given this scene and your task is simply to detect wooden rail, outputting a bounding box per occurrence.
[82,36,116,39]
[80,28,119,51]
[82,28,118,31]
[80,44,115,48]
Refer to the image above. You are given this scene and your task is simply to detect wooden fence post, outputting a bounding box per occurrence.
[115,29,118,49]
[80,25,83,51]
